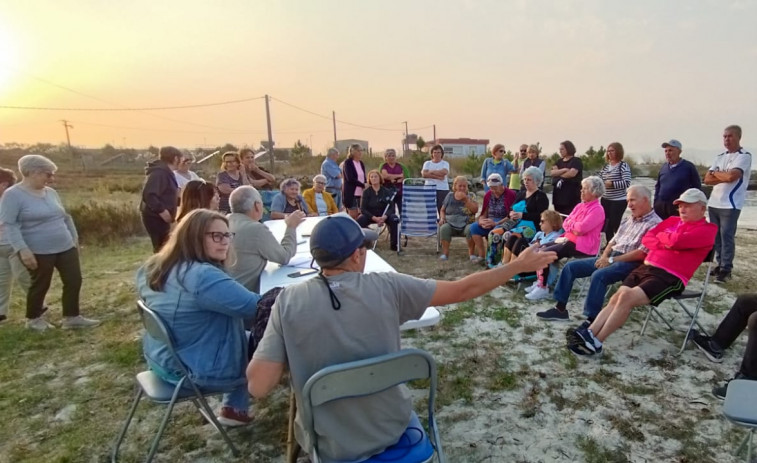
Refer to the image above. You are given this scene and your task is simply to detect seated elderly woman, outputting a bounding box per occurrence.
[137,209,260,426]
[567,188,717,356]
[357,170,400,252]
[302,174,338,217]
[439,176,479,261]
[228,186,306,293]
[176,180,220,222]
[0,155,99,331]
[270,178,313,219]
[526,176,606,301]
[468,173,516,263]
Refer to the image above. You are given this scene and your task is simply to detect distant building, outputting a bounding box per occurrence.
[431,138,490,158]
[335,139,370,155]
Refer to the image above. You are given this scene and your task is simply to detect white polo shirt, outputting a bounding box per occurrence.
[707,148,752,210]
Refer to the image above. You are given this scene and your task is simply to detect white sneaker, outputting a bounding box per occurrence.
[469,255,479,262]
[27,317,55,331]
[526,286,551,301]
[439,254,448,261]
[61,315,101,329]
[524,281,540,293]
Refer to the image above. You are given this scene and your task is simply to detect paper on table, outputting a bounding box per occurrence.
[288,254,319,268]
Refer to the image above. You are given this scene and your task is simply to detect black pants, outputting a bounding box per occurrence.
[504,234,530,256]
[357,214,400,251]
[712,294,757,379]
[27,247,81,319]
[435,190,448,215]
[142,213,171,252]
[602,198,628,243]
[653,200,679,221]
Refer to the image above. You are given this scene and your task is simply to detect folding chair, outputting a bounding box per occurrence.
[111,301,240,462]
[722,379,757,462]
[400,179,439,253]
[260,190,278,222]
[300,348,446,463]
[639,248,715,354]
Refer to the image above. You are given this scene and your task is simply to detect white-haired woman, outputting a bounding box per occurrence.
[303,174,338,216]
[270,178,313,220]
[526,176,606,300]
[0,155,99,330]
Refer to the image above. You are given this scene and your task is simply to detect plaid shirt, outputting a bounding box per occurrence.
[611,209,662,255]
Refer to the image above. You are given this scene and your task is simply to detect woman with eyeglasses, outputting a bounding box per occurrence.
[480,144,515,192]
[173,156,201,190]
[379,148,406,214]
[303,174,338,217]
[599,142,631,242]
[137,209,259,427]
[216,151,248,214]
[342,143,367,219]
[271,178,312,220]
[176,180,221,222]
[0,155,100,331]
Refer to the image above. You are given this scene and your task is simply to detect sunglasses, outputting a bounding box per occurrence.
[205,232,234,243]
[520,150,527,153]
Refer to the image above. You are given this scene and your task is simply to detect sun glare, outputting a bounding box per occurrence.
[0,22,21,97]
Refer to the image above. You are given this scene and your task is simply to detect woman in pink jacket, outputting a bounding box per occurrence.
[526,176,606,301]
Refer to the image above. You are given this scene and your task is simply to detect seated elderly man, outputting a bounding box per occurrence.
[566,188,717,357]
[228,186,306,293]
[537,185,661,322]
[302,174,338,217]
[247,214,557,463]
[270,178,313,220]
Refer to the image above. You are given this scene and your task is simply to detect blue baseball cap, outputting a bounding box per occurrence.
[310,213,379,267]
[661,139,682,149]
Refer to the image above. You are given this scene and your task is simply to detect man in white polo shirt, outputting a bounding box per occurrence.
[704,125,752,283]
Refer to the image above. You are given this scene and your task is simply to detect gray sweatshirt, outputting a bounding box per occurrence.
[0,185,78,254]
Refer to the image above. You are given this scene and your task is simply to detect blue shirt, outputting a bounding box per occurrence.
[655,159,701,202]
[137,262,260,388]
[481,158,515,191]
[321,158,343,190]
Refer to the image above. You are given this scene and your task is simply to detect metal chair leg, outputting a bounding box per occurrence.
[111,386,143,462]
[146,387,183,463]
[193,397,240,457]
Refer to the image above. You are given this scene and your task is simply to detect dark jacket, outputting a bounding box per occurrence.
[141,161,178,219]
[342,159,366,209]
[514,189,550,224]
[360,186,396,218]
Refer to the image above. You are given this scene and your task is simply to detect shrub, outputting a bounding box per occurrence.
[69,200,144,245]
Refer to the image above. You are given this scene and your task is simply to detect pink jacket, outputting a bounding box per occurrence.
[642,217,717,286]
[562,199,605,255]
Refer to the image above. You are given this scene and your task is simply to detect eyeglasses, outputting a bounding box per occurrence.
[520,150,527,154]
[224,160,238,164]
[315,181,326,185]
[205,232,234,243]
[496,150,505,154]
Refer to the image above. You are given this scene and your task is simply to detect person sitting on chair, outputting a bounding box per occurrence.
[536,185,661,322]
[228,186,306,293]
[689,294,757,399]
[438,176,479,261]
[270,178,313,220]
[468,173,516,263]
[357,170,400,253]
[303,174,338,217]
[137,209,260,426]
[566,188,717,357]
[247,213,557,463]
[176,180,220,222]
[525,176,606,301]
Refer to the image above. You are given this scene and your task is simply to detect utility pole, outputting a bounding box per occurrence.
[332,111,337,147]
[403,121,409,155]
[433,124,436,143]
[265,95,275,173]
[60,120,83,170]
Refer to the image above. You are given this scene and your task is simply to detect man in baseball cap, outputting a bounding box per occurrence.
[567,187,717,357]
[654,139,702,220]
[248,213,557,461]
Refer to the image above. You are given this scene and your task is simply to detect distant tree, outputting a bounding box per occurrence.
[290,139,310,163]
[218,143,238,154]
[102,144,117,157]
[405,151,428,177]
[547,152,560,167]
[147,145,159,155]
[462,151,486,178]
[416,136,426,152]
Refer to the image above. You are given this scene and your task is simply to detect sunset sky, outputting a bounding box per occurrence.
[0,0,755,163]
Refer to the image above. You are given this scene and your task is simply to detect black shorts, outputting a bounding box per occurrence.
[622,264,684,306]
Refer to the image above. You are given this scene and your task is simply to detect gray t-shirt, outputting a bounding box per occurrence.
[0,185,77,254]
[253,271,436,462]
[441,192,474,230]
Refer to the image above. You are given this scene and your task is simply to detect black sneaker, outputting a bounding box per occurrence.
[709,266,720,277]
[537,307,570,322]
[0,314,6,324]
[568,342,602,357]
[571,327,602,356]
[690,330,724,363]
[714,271,732,284]
[565,321,590,343]
[712,373,746,400]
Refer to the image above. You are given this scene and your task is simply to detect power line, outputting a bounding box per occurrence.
[0,96,264,111]
[271,97,403,132]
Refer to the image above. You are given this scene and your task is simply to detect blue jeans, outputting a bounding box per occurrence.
[552,256,639,319]
[708,207,741,272]
[327,188,343,210]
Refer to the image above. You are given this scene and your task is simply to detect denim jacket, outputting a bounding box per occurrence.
[136,262,260,389]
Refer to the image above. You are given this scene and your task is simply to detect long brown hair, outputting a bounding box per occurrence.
[143,209,234,291]
[176,180,218,222]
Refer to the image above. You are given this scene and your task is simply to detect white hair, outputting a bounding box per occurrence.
[581,176,606,198]
[18,155,57,177]
[229,186,262,214]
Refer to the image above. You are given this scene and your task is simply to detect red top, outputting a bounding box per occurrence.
[642,216,717,285]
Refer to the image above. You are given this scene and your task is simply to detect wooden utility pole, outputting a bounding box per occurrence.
[433,124,436,143]
[403,121,409,155]
[332,111,337,147]
[265,95,275,173]
[60,120,84,170]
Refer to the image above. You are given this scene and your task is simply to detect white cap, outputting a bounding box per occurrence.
[673,188,707,205]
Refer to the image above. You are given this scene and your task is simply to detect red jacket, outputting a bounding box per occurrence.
[642,216,717,285]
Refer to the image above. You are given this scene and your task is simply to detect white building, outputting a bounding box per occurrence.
[433,138,490,158]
